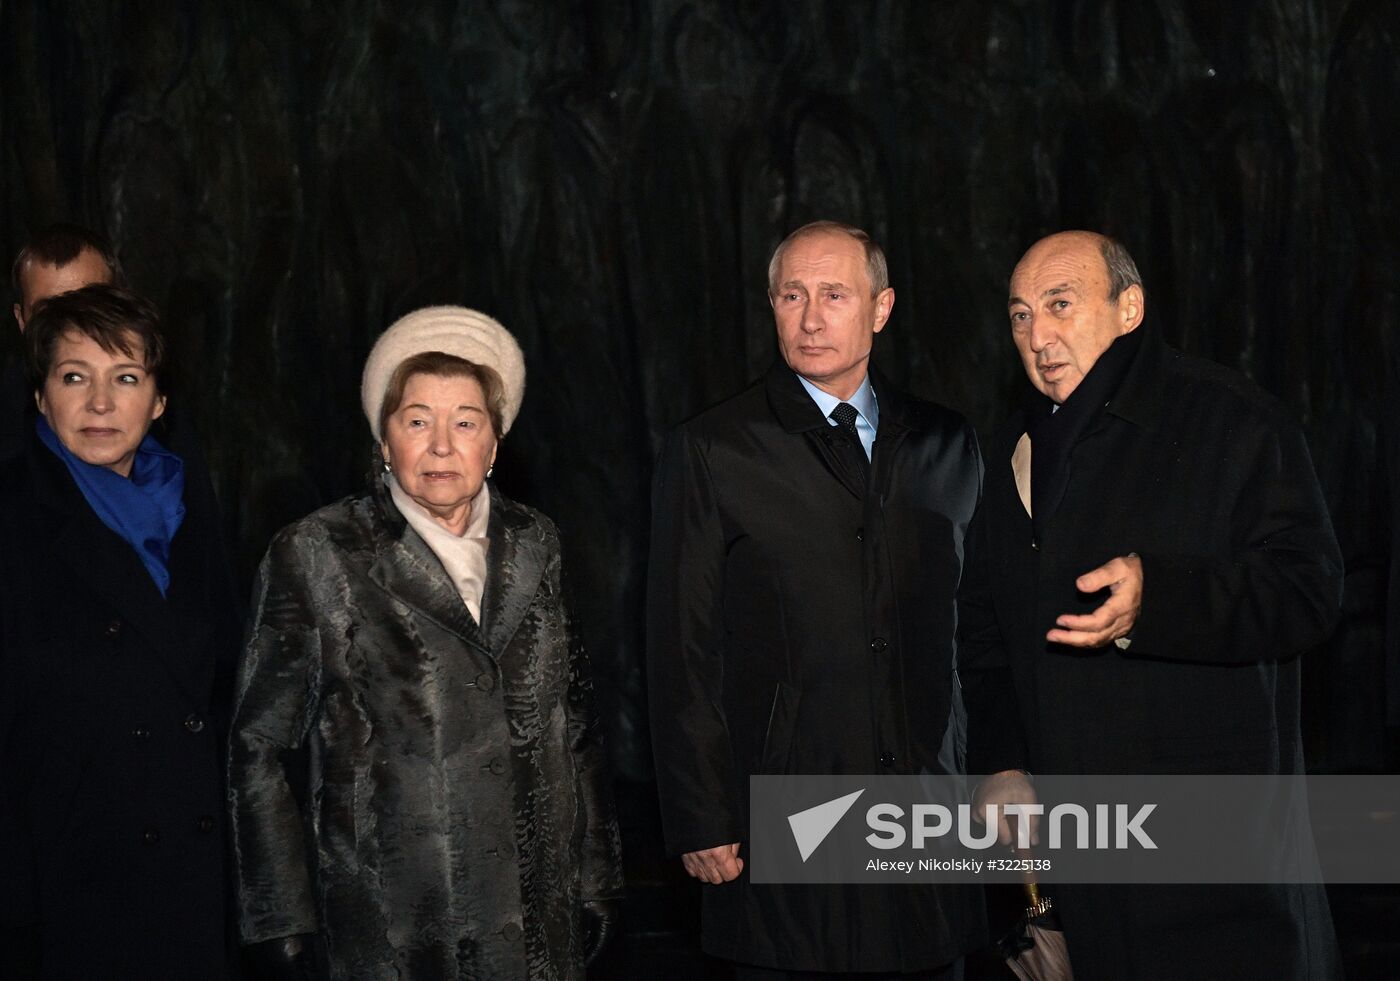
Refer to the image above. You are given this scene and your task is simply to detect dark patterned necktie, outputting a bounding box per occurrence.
[830,402,870,477]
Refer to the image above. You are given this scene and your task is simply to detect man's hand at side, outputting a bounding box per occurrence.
[1048,552,1143,648]
[681,842,744,884]
[972,770,1039,847]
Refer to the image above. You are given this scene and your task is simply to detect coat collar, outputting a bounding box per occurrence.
[766,360,833,433]
[26,436,210,703]
[763,360,922,501]
[866,366,922,498]
[478,488,550,656]
[867,365,922,434]
[764,360,923,435]
[1102,325,1170,432]
[1010,324,1170,442]
[367,460,546,660]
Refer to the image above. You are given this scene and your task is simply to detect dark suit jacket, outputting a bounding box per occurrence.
[959,328,1343,979]
[647,362,986,972]
[0,432,241,979]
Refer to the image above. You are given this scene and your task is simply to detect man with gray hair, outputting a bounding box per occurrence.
[648,220,986,977]
[960,229,1342,978]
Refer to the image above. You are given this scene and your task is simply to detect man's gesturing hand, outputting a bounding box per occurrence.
[1047,553,1143,649]
[681,842,743,884]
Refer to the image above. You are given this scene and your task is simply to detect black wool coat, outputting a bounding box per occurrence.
[228,476,623,981]
[958,328,1343,980]
[0,433,241,979]
[647,362,987,973]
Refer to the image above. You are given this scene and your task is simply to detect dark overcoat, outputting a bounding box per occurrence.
[228,475,623,981]
[958,328,1343,979]
[647,362,987,973]
[0,432,240,979]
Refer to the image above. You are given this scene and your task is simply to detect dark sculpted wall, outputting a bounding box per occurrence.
[2,0,1397,777]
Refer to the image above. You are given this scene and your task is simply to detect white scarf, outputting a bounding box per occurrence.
[387,474,491,623]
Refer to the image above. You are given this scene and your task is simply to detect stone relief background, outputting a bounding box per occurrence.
[2,0,1396,788]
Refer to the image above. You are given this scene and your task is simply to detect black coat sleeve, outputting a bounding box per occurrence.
[1132,418,1343,663]
[645,428,744,856]
[227,529,324,945]
[557,552,625,903]
[956,454,1031,777]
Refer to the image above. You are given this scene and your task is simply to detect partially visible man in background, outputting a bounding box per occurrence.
[5,224,122,459]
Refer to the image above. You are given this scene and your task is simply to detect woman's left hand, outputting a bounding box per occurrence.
[581,899,621,965]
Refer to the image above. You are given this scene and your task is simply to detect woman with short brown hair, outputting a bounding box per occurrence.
[0,283,239,978]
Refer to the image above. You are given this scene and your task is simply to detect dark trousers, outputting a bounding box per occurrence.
[733,960,961,981]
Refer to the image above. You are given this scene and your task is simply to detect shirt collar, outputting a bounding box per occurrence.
[797,372,879,431]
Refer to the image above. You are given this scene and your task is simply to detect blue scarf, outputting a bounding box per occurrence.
[37,415,186,596]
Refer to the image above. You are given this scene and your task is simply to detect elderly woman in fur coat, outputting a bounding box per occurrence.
[228,307,623,981]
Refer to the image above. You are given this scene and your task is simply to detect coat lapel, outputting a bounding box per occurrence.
[479,486,549,657]
[367,476,493,658]
[867,367,913,501]
[1028,328,1167,540]
[807,430,867,500]
[1102,328,1169,433]
[765,361,866,501]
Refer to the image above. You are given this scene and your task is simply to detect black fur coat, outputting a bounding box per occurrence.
[228,475,622,980]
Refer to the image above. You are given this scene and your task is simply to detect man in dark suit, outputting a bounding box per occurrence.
[959,230,1342,979]
[647,221,986,979]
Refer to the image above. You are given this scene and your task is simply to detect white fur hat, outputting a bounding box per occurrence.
[361,305,526,441]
